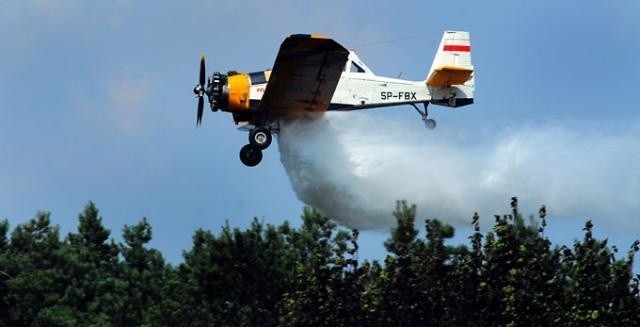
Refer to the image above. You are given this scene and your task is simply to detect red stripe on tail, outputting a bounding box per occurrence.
[443,45,471,52]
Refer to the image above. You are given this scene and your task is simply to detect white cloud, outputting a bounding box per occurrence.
[67,71,155,137]
[102,74,154,136]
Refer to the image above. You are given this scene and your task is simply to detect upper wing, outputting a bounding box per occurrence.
[258,34,349,116]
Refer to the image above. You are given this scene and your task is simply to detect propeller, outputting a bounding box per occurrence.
[193,56,227,125]
[193,55,206,126]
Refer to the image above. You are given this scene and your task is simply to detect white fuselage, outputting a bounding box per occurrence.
[330,51,431,110]
[249,51,431,112]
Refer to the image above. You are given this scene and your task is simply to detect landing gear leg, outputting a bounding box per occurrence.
[410,103,436,129]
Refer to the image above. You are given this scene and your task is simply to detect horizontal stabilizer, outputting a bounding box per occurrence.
[427,65,473,87]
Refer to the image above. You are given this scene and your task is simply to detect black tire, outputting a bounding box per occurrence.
[424,118,437,130]
[239,144,263,167]
[249,127,272,150]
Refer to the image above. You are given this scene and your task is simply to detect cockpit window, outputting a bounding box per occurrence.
[350,62,365,73]
[249,71,267,85]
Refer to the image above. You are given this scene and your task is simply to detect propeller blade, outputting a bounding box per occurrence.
[199,56,206,87]
[197,96,204,126]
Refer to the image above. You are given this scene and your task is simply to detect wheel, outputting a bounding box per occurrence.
[424,118,436,130]
[249,127,272,150]
[239,144,263,167]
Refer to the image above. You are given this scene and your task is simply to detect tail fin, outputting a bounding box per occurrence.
[427,31,475,108]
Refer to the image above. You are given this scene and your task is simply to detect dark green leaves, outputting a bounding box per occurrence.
[0,200,638,325]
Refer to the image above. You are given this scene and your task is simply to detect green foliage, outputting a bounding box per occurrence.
[278,208,363,326]
[0,199,639,325]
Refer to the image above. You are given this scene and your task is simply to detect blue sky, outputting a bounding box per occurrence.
[1,1,639,263]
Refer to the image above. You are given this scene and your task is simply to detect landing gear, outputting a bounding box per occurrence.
[410,103,436,130]
[239,144,263,167]
[249,127,272,150]
[239,126,274,167]
[424,118,436,130]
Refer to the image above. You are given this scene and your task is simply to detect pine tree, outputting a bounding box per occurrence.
[63,202,123,324]
[120,218,165,325]
[0,219,11,322]
[380,201,422,325]
[4,212,69,325]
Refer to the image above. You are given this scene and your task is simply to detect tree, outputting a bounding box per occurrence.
[3,212,68,325]
[178,218,298,326]
[119,218,165,325]
[0,219,11,321]
[478,199,562,326]
[560,220,640,325]
[379,201,423,325]
[1,200,639,325]
[279,208,362,326]
[62,202,123,324]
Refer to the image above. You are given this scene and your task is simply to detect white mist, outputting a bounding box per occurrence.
[277,112,640,231]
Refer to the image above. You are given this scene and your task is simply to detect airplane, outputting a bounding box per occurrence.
[193,31,475,167]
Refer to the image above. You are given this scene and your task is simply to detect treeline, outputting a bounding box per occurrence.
[0,199,639,326]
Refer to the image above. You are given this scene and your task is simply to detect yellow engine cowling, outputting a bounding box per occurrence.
[227,73,250,111]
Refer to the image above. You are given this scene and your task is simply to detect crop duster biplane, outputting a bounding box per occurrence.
[193,31,475,167]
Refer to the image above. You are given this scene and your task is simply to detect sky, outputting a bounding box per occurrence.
[1,0,640,264]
